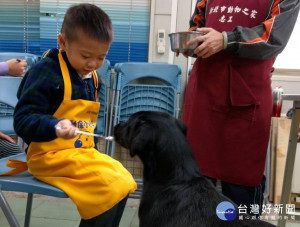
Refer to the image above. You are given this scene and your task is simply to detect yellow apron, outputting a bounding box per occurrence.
[6,50,137,219]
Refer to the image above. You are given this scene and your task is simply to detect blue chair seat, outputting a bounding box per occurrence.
[0,153,68,227]
[0,153,67,198]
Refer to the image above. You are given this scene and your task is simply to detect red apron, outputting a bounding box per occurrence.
[182,0,274,186]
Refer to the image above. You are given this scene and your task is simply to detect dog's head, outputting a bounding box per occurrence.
[114,111,201,181]
[113,111,187,159]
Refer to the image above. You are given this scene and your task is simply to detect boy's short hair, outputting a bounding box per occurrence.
[61,3,113,43]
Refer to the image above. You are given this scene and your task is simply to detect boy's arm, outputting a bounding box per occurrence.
[13,61,63,144]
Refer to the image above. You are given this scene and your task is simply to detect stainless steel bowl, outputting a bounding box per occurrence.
[169,31,204,53]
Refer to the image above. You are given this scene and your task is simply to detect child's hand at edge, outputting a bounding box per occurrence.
[6,59,27,77]
[55,119,77,139]
[0,131,16,143]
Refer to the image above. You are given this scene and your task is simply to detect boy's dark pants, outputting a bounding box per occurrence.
[79,195,128,227]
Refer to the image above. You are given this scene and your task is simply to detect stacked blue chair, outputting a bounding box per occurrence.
[113,62,181,124]
[0,76,68,227]
[0,77,22,136]
[95,59,112,154]
[105,66,120,156]
[0,52,40,135]
[0,76,23,135]
[108,62,181,197]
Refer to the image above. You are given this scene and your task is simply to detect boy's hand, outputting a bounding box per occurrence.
[55,119,77,139]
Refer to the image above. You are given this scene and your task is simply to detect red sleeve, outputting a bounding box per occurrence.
[189,0,208,31]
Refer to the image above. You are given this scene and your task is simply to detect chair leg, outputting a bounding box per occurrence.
[0,189,20,227]
[24,193,33,227]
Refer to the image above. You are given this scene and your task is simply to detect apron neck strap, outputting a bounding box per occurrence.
[92,71,98,102]
[58,49,72,100]
[58,49,99,102]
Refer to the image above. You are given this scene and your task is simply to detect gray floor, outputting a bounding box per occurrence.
[0,192,299,227]
[0,192,139,227]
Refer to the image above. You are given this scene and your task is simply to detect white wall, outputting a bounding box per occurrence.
[148,0,177,64]
[274,18,300,69]
[149,0,194,116]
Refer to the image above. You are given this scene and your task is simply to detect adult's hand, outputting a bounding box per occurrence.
[6,59,27,77]
[187,27,224,58]
[175,50,194,58]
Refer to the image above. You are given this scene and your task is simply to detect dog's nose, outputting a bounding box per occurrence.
[114,124,120,132]
[113,123,124,135]
[114,122,126,130]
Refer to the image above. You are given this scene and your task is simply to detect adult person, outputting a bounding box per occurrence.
[0,58,27,158]
[179,0,300,215]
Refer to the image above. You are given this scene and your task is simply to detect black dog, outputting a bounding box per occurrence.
[114,111,275,227]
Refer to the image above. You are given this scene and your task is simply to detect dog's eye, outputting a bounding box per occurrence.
[139,120,146,125]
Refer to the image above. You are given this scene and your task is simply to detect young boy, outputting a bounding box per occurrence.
[13,4,137,227]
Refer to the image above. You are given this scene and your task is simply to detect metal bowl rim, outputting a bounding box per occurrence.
[168,31,204,36]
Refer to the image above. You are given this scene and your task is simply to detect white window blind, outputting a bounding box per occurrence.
[0,0,40,54]
[0,0,150,65]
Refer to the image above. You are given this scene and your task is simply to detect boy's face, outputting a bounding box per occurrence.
[58,29,111,75]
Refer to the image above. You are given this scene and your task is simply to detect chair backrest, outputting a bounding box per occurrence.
[97,59,112,89]
[115,62,181,93]
[0,76,23,135]
[0,52,40,72]
[118,84,177,123]
[0,53,40,134]
[95,59,112,134]
[113,62,181,123]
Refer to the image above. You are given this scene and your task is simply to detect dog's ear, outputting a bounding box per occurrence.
[175,119,188,136]
[129,137,140,157]
[130,124,157,178]
[130,125,153,157]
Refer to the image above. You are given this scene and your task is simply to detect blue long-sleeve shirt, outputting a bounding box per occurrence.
[14,49,101,145]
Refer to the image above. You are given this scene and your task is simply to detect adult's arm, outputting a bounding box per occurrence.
[189,0,207,31]
[189,0,300,59]
[225,0,300,59]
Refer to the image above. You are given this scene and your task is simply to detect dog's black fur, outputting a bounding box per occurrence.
[114,111,275,227]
